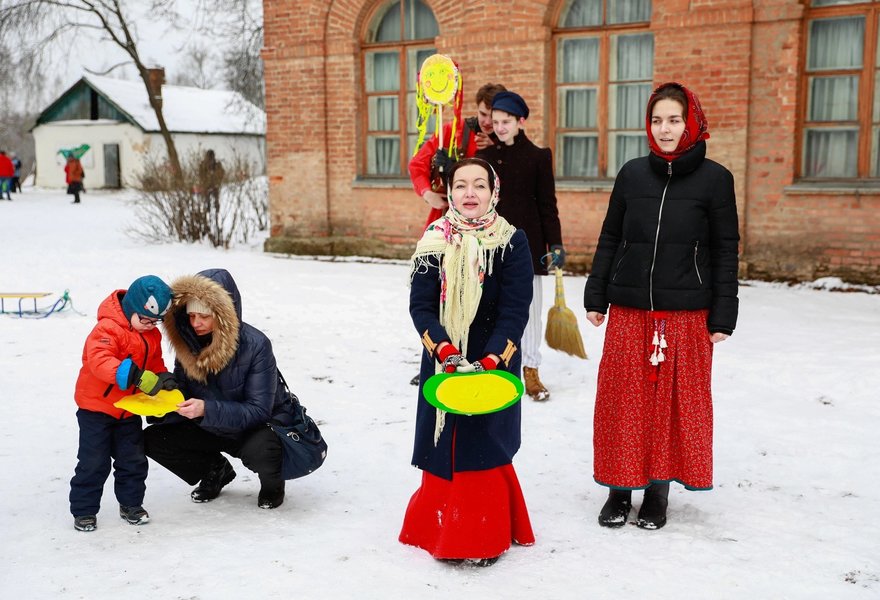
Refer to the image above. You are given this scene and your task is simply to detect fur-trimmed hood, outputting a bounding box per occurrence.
[163,268,241,383]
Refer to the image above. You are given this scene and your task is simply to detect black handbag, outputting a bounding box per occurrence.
[269,372,327,480]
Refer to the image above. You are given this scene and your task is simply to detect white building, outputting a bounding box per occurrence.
[32,71,265,189]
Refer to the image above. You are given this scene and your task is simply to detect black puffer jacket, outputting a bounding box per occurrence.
[583,142,739,334]
[161,268,294,438]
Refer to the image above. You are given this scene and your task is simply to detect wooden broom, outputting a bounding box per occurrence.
[545,267,588,359]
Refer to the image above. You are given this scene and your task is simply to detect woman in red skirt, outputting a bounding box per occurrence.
[583,82,740,530]
[402,158,535,565]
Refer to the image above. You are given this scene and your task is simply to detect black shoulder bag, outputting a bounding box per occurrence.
[268,371,327,480]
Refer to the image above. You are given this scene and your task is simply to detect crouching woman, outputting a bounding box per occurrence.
[144,268,296,509]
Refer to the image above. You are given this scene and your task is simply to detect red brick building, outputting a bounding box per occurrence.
[263,0,880,284]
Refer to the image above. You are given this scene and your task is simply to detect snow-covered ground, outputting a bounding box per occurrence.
[1,188,878,599]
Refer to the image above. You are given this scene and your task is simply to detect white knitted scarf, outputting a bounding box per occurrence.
[410,163,517,443]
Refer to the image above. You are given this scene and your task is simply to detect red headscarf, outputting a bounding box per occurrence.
[645,82,710,162]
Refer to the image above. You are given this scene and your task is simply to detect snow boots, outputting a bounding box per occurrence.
[258,479,285,509]
[119,504,150,525]
[191,457,236,503]
[637,482,670,530]
[598,489,632,528]
[523,367,550,401]
[73,515,97,532]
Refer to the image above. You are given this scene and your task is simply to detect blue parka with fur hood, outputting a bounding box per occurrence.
[161,268,294,438]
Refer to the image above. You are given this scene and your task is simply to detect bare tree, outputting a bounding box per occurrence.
[171,43,218,89]
[0,0,185,181]
[199,0,264,108]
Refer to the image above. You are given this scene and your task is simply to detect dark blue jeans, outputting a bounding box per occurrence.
[69,409,147,516]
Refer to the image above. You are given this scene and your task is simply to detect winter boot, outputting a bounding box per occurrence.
[258,479,285,509]
[73,515,97,532]
[637,482,670,530]
[191,458,236,503]
[598,488,632,528]
[464,556,500,567]
[119,504,150,525]
[523,367,550,401]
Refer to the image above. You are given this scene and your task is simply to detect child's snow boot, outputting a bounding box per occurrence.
[73,515,97,532]
[119,504,150,525]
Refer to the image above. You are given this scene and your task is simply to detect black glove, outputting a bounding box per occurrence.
[431,148,454,176]
[549,245,566,269]
[157,372,178,391]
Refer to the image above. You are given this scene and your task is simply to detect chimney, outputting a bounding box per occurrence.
[146,67,165,108]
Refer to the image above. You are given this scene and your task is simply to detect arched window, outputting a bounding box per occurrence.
[553,0,653,178]
[800,0,880,179]
[362,0,439,176]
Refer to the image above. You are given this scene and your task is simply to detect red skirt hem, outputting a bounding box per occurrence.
[399,464,535,560]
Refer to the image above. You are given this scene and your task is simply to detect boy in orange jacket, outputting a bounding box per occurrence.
[69,275,174,531]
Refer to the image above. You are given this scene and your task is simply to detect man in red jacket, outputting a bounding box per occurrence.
[0,150,13,200]
[409,83,506,228]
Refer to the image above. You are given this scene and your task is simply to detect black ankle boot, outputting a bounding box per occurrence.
[258,479,285,509]
[191,458,236,503]
[598,488,632,528]
[637,482,670,530]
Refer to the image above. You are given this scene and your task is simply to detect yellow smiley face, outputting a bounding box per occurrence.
[419,54,458,105]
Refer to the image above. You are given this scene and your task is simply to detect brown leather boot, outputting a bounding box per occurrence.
[523,367,550,401]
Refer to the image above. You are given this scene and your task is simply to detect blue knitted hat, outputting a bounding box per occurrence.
[122,275,172,320]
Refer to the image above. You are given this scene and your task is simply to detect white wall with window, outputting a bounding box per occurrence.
[362,0,438,176]
[554,0,653,179]
[802,0,880,178]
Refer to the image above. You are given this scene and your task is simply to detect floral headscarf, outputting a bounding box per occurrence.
[645,82,710,162]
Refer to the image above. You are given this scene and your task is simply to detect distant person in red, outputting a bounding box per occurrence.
[65,155,84,204]
[0,150,13,200]
[408,83,506,228]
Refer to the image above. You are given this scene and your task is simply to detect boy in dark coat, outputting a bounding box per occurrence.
[476,92,565,401]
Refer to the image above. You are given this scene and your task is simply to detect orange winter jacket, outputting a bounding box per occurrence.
[74,290,169,418]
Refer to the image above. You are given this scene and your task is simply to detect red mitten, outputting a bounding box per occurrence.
[437,343,464,373]
[477,356,498,371]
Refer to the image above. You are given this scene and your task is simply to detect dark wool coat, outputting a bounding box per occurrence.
[476,131,563,275]
[410,229,534,480]
[159,268,294,439]
[583,142,740,334]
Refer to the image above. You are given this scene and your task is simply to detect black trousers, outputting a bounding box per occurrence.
[69,409,147,516]
[144,421,283,486]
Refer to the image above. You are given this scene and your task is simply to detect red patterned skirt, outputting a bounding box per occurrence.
[593,305,714,490]
[399,464,535,560]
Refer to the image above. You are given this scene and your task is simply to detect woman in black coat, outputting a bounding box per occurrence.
[583,83,739,530]
[400,158,535,566]
[144,268,295,509]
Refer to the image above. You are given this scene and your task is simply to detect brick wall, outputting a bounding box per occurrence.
[263,0,880,284]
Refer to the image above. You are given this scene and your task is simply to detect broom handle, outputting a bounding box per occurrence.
[554,267,565,308]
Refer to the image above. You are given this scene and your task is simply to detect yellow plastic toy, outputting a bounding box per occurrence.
[114,389,184,417]
[423,370,524,415]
